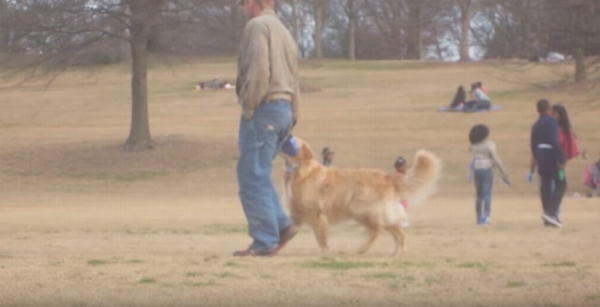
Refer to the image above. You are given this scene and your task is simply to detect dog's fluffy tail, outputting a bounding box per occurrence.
[403,150,442,206]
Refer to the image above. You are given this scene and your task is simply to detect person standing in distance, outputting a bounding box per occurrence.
[234,0,301,257]
[530,99,566,228]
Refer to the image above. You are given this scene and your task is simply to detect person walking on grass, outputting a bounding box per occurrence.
[548,104,580,221]
[529,99,566,228]
[469,124,508,226]
[234,0,301,257]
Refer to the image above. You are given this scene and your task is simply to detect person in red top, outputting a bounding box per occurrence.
[549,103,579,222]
[552,104,580,161]
[394,157,410,227]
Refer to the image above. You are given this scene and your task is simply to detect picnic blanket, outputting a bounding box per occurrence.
[437,105,502,113]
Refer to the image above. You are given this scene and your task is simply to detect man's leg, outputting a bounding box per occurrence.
[550,170,567,220]
[481,169,493,223]
[550,178,561,219]
[474,170,484,223]
[237,101,294,255]
[236,117,281,254]
[540,173,553,216]
[540,171,562,227]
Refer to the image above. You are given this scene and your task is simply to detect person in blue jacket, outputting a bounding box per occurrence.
[529,99,566,228]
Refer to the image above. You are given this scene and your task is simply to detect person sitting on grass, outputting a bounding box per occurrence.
[449,85,467,109]
[449,82,490,111]
[463,83,492,112]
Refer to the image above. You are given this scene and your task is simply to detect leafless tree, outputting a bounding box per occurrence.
[0,0,210,151]
[455,0,475,61]
[312,0,326,58]
[546,0,600,83]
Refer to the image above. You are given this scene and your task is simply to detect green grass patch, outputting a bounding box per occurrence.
[542,261,577,268]
[87,259,109,266]
[0,253,11,259]
[302,259,376,270]
[506,280,527,288]
[204,255,220,262]
[139,277,156,284]
[214,272,238,279]
[388,282,400,290]
[425,276,446,285]
[365,272,399,279]
[189,280,217,287]
[166,228,191,235]
[585,294,600,301]
[0,122,16,129]
[396,261,436,269]
[126,259,143,264]
[457,262,489,270]
[202,224,247,235]
[185,271,203,278]
[224,260,240,268]
[488,90,520,99]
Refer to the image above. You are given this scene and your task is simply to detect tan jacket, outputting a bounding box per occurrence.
[470,140,507,177]
[236,9,300,124]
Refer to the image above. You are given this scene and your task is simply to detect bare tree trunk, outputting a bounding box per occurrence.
[147,25,162,53]
[575,48,586,83]
[0,0,9,53]
[124,0,156,151]
[313,0,324,59]
[120,0,131,62]
[406,3,422,60]
[291,0,300,46]
[0,28,8,54]
[457,0,471,61]
[347,0,356,61]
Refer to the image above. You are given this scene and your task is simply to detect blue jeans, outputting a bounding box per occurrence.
[237,101,293,253]
[474,169,494,222]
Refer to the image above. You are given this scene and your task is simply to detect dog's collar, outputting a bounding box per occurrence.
[286,162,299,173]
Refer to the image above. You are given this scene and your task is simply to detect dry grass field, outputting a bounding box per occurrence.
[1,59,599,307]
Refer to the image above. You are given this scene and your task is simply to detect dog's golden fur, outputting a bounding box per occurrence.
[281,137,442,256]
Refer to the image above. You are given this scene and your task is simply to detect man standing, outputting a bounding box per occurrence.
[234,0,300,256]
[530,99,566,228]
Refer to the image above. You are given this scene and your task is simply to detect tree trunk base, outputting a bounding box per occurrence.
[123,139,155,152]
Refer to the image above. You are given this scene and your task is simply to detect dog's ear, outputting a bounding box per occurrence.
[297,142,314,162]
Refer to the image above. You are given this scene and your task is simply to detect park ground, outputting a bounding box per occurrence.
[0,59,599,307]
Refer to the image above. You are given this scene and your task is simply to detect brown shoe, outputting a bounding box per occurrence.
[276,225,298,251]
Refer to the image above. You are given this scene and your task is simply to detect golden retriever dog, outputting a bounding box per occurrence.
[281,137,442,256]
